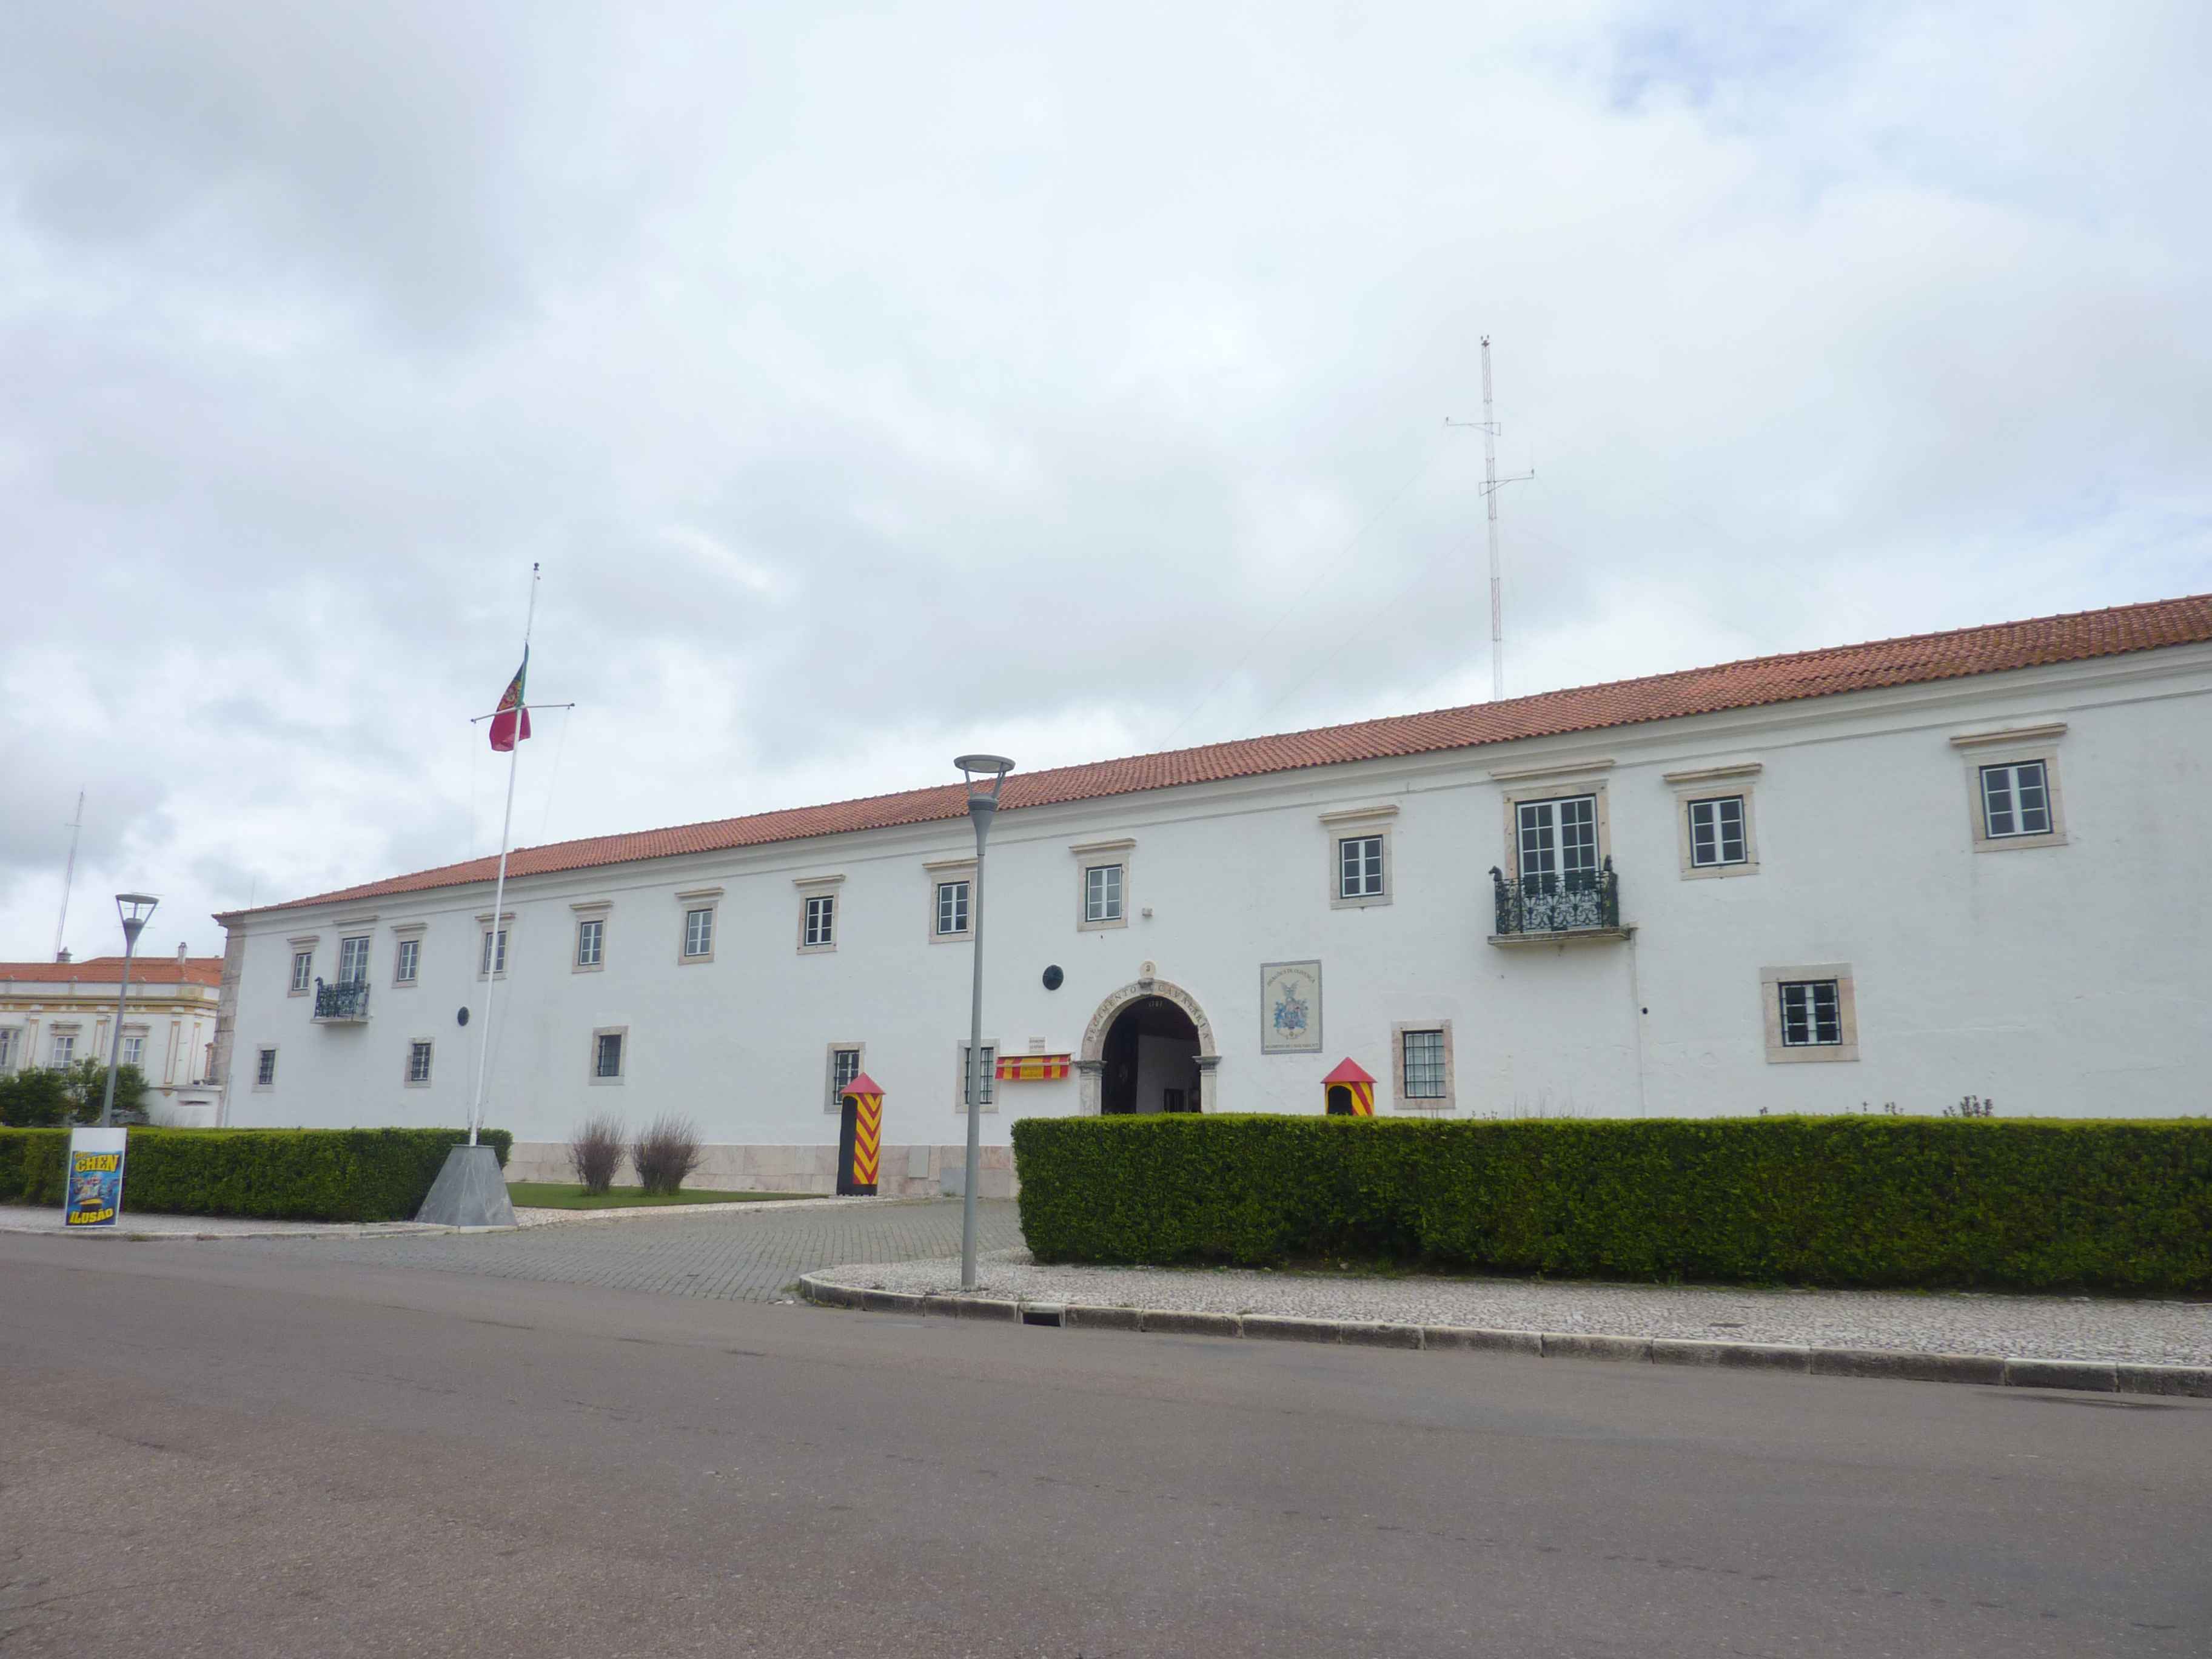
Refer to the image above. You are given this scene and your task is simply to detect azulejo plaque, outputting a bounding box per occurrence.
[1259,959,1322,1054]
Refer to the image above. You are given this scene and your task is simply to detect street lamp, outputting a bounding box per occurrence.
[953,754,1014,1291]
[101,893,158,1128]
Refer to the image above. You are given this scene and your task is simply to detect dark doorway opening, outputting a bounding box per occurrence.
[1326,1084,1355,1116]
[1101,996,1202,1116]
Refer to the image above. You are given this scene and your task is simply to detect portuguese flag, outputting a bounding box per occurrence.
[489,649,532,751]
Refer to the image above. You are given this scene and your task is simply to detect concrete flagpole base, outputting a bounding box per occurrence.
[415,1145,518,1228]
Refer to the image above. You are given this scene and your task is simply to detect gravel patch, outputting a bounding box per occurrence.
[817,1250,2212,1368]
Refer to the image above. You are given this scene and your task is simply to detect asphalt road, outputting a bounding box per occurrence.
[2,1232,2207,1658]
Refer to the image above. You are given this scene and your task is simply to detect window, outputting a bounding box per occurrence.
[478,928,508,977]
[51,1034,75,1068]
[576,917,603,968]
[289,951,313,994]
[1687,796,1748,868]
[1085,865,1122,923]
[394,938,420,984]
[1760,964,1858,1064]
[591,1028,626,1083]
[936,880,970,937]
[1338,835,1385,899]
[803,893,836,950]
[1401,1030,1446,1097]
[255,1047,277,1087]
[0,1029,15,1071]
[683,907,714,960]
[957,1041,997,1111]
[338,935,370,985]
[828,1044,863,1110]
[1778,980,1840,1048]
[406,1041,433,1084]
[121,1035,144,1068]
[1980,761,2051,840]
[1517,795,1598,894]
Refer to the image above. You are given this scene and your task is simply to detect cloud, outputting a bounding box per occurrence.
[1,0,2206,956]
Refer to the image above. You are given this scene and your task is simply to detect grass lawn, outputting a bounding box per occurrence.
[504,1182,816,1210]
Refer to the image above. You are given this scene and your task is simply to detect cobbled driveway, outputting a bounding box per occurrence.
[215,1198,1024,1304]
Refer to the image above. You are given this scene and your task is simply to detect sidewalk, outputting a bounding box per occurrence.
[0,1204,440,1241]
[808,1248,2212,1371]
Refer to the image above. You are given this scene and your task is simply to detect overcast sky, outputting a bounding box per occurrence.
[4,1,2207,960]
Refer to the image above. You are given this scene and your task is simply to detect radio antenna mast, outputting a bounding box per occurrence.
[53,789,84,962]
[1447,335,1535,700]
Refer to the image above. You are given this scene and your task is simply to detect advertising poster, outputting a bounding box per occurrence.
[64,1127,129,1228]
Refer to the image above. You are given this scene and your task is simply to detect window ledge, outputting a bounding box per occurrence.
[1487,927,1634,947]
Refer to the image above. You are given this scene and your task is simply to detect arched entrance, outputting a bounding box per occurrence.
[1078,971,1219,1115]
[1326,1084,1355,1116]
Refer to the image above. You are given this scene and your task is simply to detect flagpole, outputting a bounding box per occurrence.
[467,563,540,1147]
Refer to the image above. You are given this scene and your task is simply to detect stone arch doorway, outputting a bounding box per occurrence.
[1078,971,1219,1116]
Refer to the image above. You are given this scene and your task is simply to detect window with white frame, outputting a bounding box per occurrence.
[0,1028,16,1071]
[338,935,371,985]
[828,1044,863,1108]
[289,951,313,993]
[121,1034,144,1068]
[1777,980,1842,1048]
[1517,795,1599,894]
[803,893,836,949]
[51,1033,76,1068]
[683,907,714,960]
[1338,834,1385,899]
[592,1029,625,1082]
[394,938,420,984]
[576,917,603,968]
[1979,761,2051,840]
[1084,864,1122,924]
[958,1041,997,1110]
[1687,796,1748,868]
[479,928,508,977]
[255,1047,277,1087]
[406,1041,433,1084]
[1761,964,1858,1063]
[936,879,970,937]
[1401,1028,1447,1098]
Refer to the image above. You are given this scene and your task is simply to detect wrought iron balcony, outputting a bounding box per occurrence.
[1488,859,1630,944]
[312,978,372,1022]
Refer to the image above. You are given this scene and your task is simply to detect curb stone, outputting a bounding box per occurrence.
[796,1273,2212,1399]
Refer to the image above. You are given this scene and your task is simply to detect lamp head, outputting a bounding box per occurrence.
[953,753,1015,811]
[115,891,159,945]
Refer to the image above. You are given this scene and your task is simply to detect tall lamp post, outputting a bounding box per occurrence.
[953,754,1014,1292]
[101,893,158,1128]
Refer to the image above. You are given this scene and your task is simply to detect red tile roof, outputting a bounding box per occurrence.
[229,593,2212,922]
[0,956,223,988]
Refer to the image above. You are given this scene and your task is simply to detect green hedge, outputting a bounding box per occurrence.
[1011,1114,2212,1295]
[0,1127,511,1223]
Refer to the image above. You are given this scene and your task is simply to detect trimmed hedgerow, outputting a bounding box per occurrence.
[0,1127,511,1222]
[1010,1114,2212,1295]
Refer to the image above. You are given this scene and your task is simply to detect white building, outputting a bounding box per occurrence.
[213,595,2212,1194]
[1,950,227,1124]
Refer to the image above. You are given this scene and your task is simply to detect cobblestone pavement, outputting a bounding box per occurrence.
[212,1198,1024,1303]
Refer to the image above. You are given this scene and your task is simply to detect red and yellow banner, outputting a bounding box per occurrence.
[995,1053,1071,1082]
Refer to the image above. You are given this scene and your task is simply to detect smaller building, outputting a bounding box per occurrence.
[0,950,226,1125]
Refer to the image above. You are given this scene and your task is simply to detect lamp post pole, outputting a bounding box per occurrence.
[954,756,1014,1292]
[101,894,158,1128]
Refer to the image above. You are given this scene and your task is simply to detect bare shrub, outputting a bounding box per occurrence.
[568,1112,626,1193]
[631,1114,704,1196]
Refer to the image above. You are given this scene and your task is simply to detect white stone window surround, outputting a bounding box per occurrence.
[287,935,320,996]
[1760,964,1860,1064]
[676,887,722,964]
[571,900,610,973]
[824,1041,866,1114]
[925,857,977,943]
[955,1037,1000,1113]
[1664,762,1763,880]
[337,934,373,987]
[1491,761,1615,884]
[1951,725,2068,853]
[390,923,426,987]
[589,1025,628,1084]
[254,1045,278,1090]
[475,911,515,980]
[1390,1019,1455,1113]
[1072,839,1135,932]
[794,874,843,955]
[404,1039,434,1087]
[1321,804,1398,910]
[0,1027,18,1071]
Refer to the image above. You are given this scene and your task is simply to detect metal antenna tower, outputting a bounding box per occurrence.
[1447,335,1534,700]
[53,789,84,961]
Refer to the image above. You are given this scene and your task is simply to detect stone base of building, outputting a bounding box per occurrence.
[501,1141,1018,1199]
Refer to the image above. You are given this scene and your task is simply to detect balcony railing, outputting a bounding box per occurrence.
[1489,859,1627,942]
[312,978,372,1022]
